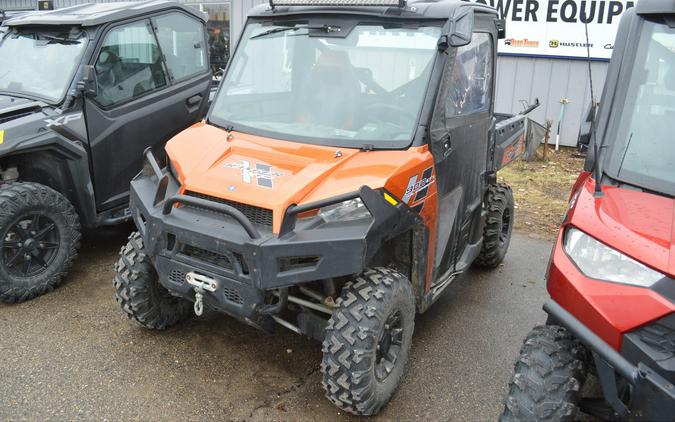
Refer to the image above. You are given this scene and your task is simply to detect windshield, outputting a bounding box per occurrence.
[0,28,87,103]
[210,21,441,148]
[606,20,675,196]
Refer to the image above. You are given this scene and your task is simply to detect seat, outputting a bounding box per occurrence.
[296,50,361,130]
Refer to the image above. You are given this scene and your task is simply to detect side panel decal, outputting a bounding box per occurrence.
[402,166,436,211]
[401,175,418,204]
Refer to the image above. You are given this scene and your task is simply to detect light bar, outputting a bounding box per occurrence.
[269,0,406,7]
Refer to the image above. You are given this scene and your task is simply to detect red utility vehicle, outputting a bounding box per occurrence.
[502,0,675,420]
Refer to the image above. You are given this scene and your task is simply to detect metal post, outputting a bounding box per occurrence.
[556,98,570,151]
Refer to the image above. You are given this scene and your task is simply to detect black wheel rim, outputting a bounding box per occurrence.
[499,208,512,247]
[375,310,404,382]
[1,212,60,278]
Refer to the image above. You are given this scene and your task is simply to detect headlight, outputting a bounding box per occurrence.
[563,228,663,287]
[317,198,371,223]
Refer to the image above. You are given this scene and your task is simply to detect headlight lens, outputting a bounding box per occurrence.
[317,198,371,223]
[563,228,663,287]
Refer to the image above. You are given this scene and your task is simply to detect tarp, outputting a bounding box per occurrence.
[524,118,548,161]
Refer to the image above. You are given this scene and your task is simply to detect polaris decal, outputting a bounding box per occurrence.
[45,112,83,128]
[402,167,435,206]
[224,160,283,188]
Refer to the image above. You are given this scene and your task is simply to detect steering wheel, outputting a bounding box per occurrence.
[363,103,416,129]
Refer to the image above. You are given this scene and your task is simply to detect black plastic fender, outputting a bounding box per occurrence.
[0,131,97,228]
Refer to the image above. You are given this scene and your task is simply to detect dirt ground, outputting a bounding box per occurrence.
[0,229,550,421]
[0,148,583,421]
[500,146,586,238]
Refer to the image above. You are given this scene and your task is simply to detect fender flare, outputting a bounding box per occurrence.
[0,133,98,228]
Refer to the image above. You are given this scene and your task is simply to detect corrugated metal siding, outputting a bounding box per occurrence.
[230,0,265,45]
[1,0,36,10]
[496,57,608,146]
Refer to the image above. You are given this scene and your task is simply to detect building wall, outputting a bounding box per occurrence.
[231,0,265,46]
[2,0,607,146]
[496,57,608,146]
[1,0,36,9]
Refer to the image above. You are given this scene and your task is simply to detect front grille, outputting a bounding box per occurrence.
[168,269,185,284]
[183,244,233,271]
[180,244,249,275]
[185,191,273,228]
[165,268,244,305]
[222,286,244,304]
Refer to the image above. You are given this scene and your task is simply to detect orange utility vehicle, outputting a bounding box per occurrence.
[114,0,538,415]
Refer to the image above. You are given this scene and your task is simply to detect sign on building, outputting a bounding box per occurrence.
[474,0,635,59]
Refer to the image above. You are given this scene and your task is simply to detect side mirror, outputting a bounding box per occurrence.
[577,102,597,154]
[448,7,474,47]
[496,19,506,39]
[76,65,97,98]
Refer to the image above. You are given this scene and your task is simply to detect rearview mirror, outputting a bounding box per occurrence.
[448,7,474,47]
[76,65,97,98]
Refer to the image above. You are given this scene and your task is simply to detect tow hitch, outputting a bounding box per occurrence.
[185,272,218,316]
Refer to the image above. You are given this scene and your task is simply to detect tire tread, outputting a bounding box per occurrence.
[500,325,589,422]
[321,267,414,416]
[475,183,514,268]
[113,232,191,330]
[0,182,80,303]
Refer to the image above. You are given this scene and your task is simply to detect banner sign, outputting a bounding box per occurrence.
[473,0,635,59]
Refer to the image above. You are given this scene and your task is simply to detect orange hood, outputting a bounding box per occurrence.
[165,123,435,233]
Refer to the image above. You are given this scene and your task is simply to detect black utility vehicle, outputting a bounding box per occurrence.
[0,1,211,303]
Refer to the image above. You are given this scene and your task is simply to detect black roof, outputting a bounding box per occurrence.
[248,0,497,21]
[635,0,675,15]
[5,0,207,27]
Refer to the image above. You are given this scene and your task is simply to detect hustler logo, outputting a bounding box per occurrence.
[224,160,283,188]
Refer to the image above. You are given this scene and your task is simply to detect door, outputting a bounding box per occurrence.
[430,31,495,278]
[85,13,211,211]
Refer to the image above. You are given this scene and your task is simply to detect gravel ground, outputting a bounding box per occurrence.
[0,227,550,421]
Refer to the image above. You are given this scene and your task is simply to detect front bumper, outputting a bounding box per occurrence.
[545,299,675,420]
[129,152,419,326]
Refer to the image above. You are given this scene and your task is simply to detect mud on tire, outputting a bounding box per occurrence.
[321,267,415,416]
[501,325,590,422]
[113,232,192,330]
[0,182,81,303]
[474,183,514,268]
